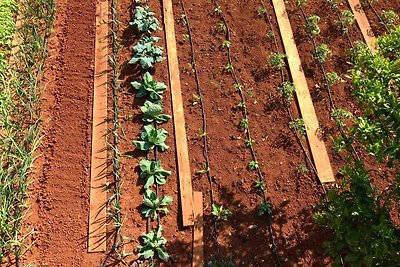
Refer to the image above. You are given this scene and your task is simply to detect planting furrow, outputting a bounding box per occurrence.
[295,0,361,161]
[179,0,220,256]
[259,0,323,184]
[211,0,282,265]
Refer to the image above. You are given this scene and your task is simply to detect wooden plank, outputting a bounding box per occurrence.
[163,0,194,226]
[192,192,204,267]
[88,0,108,253]
[348,0,377,52]
[272,0,335,183]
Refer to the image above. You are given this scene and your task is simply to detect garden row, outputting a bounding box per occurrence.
[0,0,54,265]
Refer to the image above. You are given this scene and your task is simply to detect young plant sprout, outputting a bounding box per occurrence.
[212,204,232,221]
[289,119,306,137]
[248,160,259,171]
[382,10,399,29]
[331,108,353,127]
[269,52,286,69]
[306,15,321,35]
[313,44,332,64]
[326,72,343,87]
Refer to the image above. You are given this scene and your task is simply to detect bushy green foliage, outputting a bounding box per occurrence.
[212,204,232,221]
[315,163,400,267]
[350,28,400,163]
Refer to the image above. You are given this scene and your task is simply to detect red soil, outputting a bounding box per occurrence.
[22,0,399,266]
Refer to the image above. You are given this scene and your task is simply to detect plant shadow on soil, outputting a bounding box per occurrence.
[163,183,329,266]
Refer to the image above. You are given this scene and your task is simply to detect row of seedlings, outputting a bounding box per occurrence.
[210,1,282,265]
[130,0,172,263]
[257,0,323,184]
[102,0,125,265]
[361,0,399,32]
[294,0,361,160]
[179,0,230,261]
[0,0,55,263]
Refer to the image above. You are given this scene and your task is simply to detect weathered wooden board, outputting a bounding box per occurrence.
[163,0,194,226]
[348,0,377,52]
[192,192,204,267]
[88,0,108,253]
[272,0,335,183]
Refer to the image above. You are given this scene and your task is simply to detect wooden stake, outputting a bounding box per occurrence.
[163,0,194,226]
[272,0,335,183]
[192,192,204,267]
[348,0,376,52]
[88,0,108,253]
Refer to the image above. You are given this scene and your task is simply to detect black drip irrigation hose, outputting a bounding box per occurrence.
[328,2,354,48]
[260,0,325,186]
[211,0,282,265]
[298,5,361,161]
[180,0,220,254]
[363,0,389,32]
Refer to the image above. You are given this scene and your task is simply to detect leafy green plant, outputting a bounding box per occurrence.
[217,22,226,33]
[133,125,169,151]
[315,163,400,267]
[331,108,353,127]
[295,0,307,7]
[248,160,259,171]
[349,30,400,163]
[313,44,332,64]
[258,201,272,216]
[221,40,230,49]
[257,5,267,16]
[267,30,275,39]
[212,204,232,221]
[141,101,171,124]
[224,63,233,72]
[129,36,165,69]
[325,71,343,87]
[306,15,321,35]
[141,189,173,219]
[137,226,169,261]
[139,159,171,189]
[254,180,265,190]
[278,82,295,103]
[297,163,309,174]
[239,119,249,130]
[382,10,399,29]
[245,138,254,148]
[234,82,243,91]
[130,6,160,33]
[325,0,338,10]
[289,119,306,137]
[269,52,286,69]
[131,72,168,101]
[214,5,222,15]
[340,10,355,26]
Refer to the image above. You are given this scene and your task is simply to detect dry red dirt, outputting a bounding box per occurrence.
[22,0,399,266]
